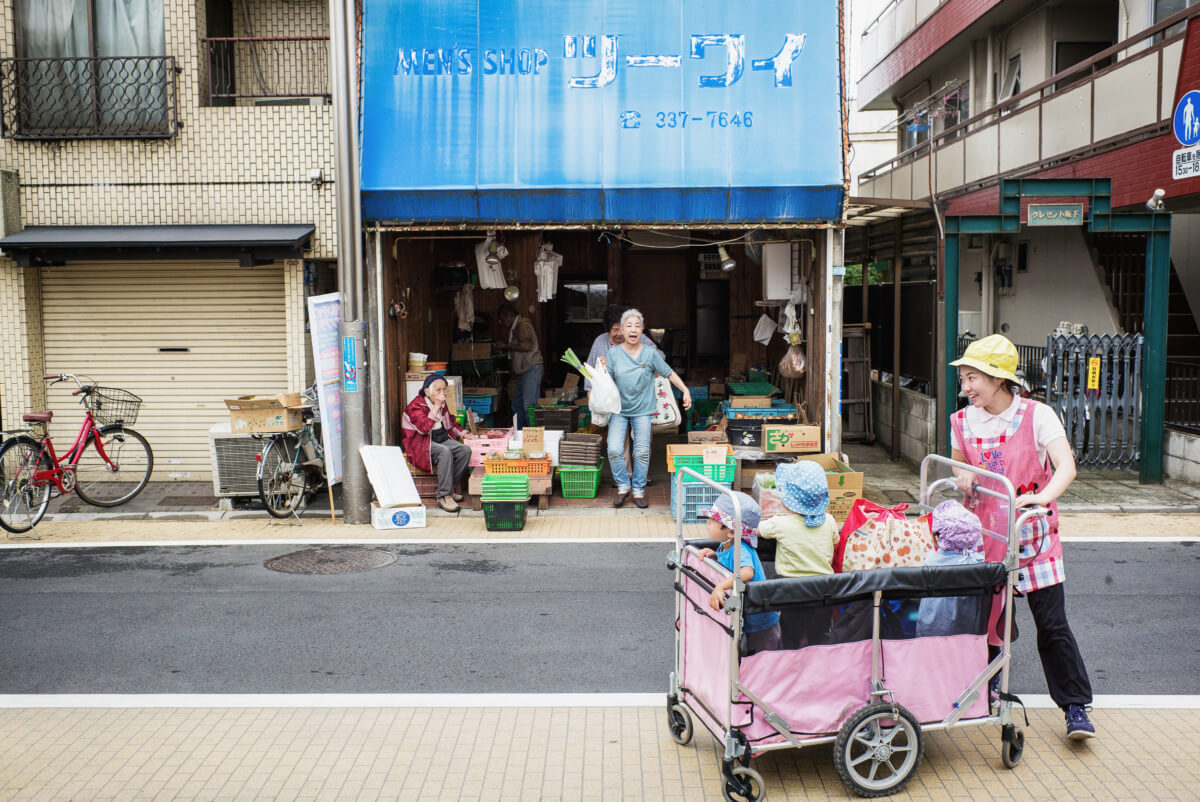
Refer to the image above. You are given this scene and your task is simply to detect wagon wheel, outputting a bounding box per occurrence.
[833,702,923,798]
[721,762,765,802]
[1001,725,1025,768]
[667,702,693,746]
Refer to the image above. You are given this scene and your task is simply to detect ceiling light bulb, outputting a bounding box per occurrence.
[485,238,501,265]
[718,245,736,272]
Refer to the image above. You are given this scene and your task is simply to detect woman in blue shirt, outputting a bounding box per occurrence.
[598,309,692,507]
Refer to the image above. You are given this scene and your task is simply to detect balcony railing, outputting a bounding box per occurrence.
[202,37,330,104]
[857,4,1200,202]
[0,56,179,140]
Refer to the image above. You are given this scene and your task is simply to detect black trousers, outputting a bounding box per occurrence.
[993,582,1093,710]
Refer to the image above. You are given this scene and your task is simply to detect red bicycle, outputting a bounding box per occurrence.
[0,374,153,534]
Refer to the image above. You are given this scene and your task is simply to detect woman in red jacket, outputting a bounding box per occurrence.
[401,375,471,512]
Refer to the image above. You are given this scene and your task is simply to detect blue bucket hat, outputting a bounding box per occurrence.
[701,491,761,547]
[775,461,829,526]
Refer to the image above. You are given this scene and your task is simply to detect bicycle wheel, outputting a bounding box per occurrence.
[0,436,53,533]
[259,434,307,518]
[74,425,153,507]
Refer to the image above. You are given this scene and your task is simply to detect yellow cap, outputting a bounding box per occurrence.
[950,334,1019,383]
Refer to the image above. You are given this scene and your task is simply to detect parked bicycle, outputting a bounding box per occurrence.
[255,385,325,518]
[0,374,153,534]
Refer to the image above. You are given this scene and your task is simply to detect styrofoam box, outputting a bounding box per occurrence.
[360,445,421,507]
[509,429,563,466]
[371,503,427,530]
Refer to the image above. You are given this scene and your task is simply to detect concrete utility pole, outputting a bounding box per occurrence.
[329,0,370,523]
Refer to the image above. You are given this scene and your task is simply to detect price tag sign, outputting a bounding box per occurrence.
[1087,357,1101,390]
[702,446,727,465]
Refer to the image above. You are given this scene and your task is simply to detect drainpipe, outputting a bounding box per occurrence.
[330,0,370,524]
[985,31,995,110]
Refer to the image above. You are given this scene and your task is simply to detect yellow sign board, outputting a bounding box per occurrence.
[1087,357,1101,390]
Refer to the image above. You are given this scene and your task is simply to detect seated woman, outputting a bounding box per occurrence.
[401,375,471,513]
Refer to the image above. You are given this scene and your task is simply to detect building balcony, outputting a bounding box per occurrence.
[202,37,330,106]
[0,56,179,140]
[857,8,1194,204]
[858,0,949,78]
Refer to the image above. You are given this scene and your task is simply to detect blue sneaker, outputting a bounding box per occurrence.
[1065,705,1095,740]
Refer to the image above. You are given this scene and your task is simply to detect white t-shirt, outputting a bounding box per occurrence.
[951,395,1067,465]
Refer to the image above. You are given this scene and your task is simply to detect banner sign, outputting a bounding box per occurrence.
[360,0,844,223]
[1027,203,1084,226]
[308,293,344,484]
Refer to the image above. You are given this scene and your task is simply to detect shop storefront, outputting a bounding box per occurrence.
[359,0,848,449]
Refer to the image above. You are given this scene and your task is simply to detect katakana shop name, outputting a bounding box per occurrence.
[394,33,807,87]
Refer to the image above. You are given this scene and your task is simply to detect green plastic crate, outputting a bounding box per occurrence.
[727,381,777,396]
[557,460,603,499]
[482,499,529,531]
[747,369,769,383]
[481,474,531,501]
[671,454,737,484]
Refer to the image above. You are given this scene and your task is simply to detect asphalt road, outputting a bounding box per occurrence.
[0,542,1196,696]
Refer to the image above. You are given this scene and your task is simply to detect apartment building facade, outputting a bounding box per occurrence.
[0,0,337,480]
[847,0,1200,481]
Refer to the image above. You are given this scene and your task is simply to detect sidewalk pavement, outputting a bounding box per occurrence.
[2,703,1197,801]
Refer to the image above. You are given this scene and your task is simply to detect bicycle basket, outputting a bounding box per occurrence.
[86,387,143,426]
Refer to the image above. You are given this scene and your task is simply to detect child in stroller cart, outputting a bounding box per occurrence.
[695,491,781,655]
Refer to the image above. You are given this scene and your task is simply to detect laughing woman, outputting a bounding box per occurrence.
[598,309,691,508]
[950,334,1096,741]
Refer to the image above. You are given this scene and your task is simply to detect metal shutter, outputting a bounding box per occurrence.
[40,261,289,481]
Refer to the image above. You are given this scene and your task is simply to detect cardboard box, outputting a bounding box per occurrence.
[225,394,304,434]
[405,371,432,381]
[794,452,864,522]
[452,342,492,360]
[762,425,822,453]
[729,395,775,408]
[708,382,726,398]
[371,502,428,530]
[737,460,776,491]
[687,430,728,444]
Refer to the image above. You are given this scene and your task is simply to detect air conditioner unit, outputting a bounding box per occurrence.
[251,96,328,107]
[209,422,262,498]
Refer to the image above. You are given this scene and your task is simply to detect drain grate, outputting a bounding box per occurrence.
[158,496,217,506]
[265,547,397,575]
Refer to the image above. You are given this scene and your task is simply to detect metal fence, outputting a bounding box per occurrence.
[202,37,330,103]
[1166,361,1200,433]
[1045,333,1142,471]
[0,56,178,139]
[956,335,1046,389]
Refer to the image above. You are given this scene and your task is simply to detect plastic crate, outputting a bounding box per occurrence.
[462,394,495,415]
[483,499,529,531]
[463,429,512,467]
[686,385,709,401]
[725,416,794,448]
[531,405,579,431]
[671,454,737,484]
[481,473,531,501]
[483,456,552,475]
[727,381,778,396]
[577,409,591,431]
[721,400,798,419]
[669,480,733,521]
[747,369,770,383]
[411,475,439,498]
[557,460,603,498]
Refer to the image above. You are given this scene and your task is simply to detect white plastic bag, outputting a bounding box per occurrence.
[752,313,776,346]
[587,361,621,425]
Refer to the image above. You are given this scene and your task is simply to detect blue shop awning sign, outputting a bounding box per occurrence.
[360,0,845,224]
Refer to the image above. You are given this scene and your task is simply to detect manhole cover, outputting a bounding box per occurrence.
[265,547,396,575]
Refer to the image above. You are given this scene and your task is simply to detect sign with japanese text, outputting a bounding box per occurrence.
[1173,145,1200,180]
[1027,203,1084,226]
[1087,357,1101,391]
[307,293,344,485]
[360,0,844,223]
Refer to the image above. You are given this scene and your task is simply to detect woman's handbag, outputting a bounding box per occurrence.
[650,375,681,432]
[835,499,934,572]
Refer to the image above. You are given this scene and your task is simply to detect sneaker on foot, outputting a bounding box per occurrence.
[1065,705,1095,740]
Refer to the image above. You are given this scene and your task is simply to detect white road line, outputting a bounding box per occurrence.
[2,536,1196,550]
[0,538,681,549]
[0,693,1196,710]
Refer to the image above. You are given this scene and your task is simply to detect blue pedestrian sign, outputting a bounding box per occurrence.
[1174,90,1200,146]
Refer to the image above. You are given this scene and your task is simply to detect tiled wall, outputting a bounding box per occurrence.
[0,0,337,259]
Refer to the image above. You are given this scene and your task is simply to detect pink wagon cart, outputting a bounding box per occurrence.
[665,456,1048,799]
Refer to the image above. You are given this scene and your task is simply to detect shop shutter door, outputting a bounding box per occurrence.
[40,262,289,481]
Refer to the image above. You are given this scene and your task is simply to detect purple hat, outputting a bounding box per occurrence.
[701,491,761,548]
[932,500,982,552]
